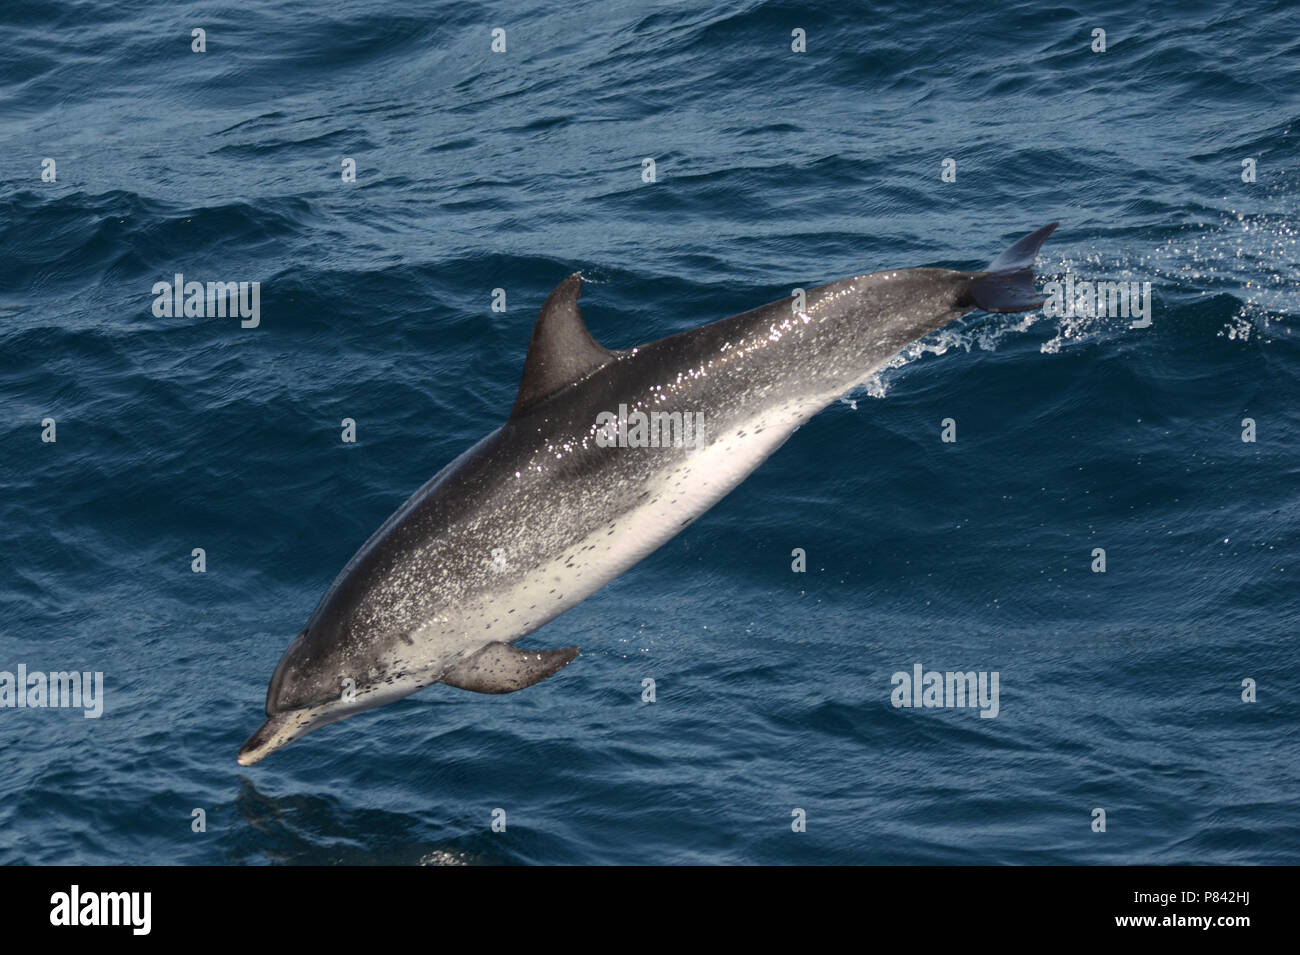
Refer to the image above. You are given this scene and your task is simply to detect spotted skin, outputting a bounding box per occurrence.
[237,224,1057,765]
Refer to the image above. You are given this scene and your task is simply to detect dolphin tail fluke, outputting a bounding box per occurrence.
[966,221,1059,314]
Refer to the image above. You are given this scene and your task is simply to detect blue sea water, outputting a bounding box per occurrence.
[1,0,1298,865]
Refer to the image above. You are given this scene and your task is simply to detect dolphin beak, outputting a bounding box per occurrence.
[237,710,315,766]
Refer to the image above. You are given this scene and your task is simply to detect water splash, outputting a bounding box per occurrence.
[841,310,1044,405]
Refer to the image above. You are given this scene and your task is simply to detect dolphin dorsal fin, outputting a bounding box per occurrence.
[510,273,614,417]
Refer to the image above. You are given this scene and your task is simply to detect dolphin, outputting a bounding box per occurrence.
[237,222,1059,765]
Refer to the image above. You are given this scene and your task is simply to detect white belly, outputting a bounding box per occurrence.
[416,394,829,666]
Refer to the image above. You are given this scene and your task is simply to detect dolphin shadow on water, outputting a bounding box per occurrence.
[238,222,1060,765]
[228,776,481,864]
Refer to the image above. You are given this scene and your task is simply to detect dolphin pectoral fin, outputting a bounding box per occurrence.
[440,642,580,694]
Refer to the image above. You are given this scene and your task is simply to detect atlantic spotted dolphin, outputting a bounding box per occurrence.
[237,222,1059,764]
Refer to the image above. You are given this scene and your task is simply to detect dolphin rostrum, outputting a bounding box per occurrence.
[237,222,1059,764]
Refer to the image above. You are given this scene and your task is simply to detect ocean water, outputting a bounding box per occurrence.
[1,0,1297,865]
